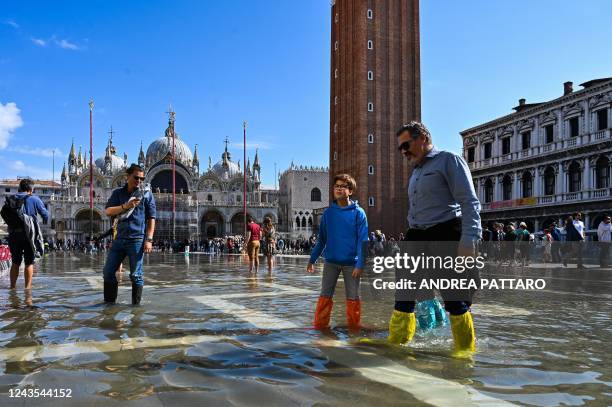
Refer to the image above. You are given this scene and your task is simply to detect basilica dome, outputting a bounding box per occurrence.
[212,149,241,179]
[95,155,126,173]
[146,121,193,167]
[95,137,127,173]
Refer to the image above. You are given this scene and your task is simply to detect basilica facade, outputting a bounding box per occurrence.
[49,112,278,242]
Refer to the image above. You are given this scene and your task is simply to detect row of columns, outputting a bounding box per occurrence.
[481,158,611,202]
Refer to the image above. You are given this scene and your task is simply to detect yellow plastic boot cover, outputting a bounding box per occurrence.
[450,312,476,354]
[387,310,416,345]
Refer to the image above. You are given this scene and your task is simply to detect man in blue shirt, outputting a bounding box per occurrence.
[8,179,49,289]
[102,164,156,305]
[389,121,481,355]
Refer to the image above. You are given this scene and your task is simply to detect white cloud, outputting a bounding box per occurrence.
[8,160,26,171]
[31,36,82,51]
[230,141,274,150]
[31,37,47,47]
[4,20,19,29]
[7,146,62,157]
[0,102,24,149]
[55,38,79,50]
[2,160,54,180]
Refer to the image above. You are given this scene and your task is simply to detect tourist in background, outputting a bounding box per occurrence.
[262,216,277,272]
[3,179,48,290]
[597,215,611,268]
[245,216,261,273]
[102,164,156,305]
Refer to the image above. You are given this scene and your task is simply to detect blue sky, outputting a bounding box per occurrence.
[1,0,611,186]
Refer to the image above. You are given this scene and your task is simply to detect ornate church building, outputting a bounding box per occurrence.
[50,111,278,242]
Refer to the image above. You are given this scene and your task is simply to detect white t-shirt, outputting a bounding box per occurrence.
[573,220,585,238]
[598,222,612,242]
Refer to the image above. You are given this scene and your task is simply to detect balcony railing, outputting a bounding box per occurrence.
[539,195,554,204]
[50,195,107,204]
[593,128,610,141]
[470,129,611,170]
[590,188,611,198]
[564,192,580,200]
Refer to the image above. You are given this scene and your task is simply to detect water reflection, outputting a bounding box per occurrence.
[0,253,608,405]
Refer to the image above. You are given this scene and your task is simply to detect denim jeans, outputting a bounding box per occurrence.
[103,238,144,286]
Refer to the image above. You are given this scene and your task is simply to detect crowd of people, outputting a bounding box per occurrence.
[367,212,612,269]
[481,212,612,268]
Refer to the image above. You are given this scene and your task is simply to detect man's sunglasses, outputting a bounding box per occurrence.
[132,175,145,181]
[398,140,412,152]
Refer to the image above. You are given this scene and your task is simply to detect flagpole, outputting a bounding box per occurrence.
[89,100,94,241]
[172,111,176,244]
[243,121,247,240]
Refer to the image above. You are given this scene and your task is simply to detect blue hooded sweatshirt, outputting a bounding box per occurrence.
[309,200,369,268]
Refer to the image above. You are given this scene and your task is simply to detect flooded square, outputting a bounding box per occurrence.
[0,253,609,406]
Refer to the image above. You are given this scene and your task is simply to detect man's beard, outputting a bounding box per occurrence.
[404,152,419,166]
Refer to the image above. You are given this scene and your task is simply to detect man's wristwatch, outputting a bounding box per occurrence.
[145,237,153,243]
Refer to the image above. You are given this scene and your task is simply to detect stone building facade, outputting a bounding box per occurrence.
[462,78,612,234]
[278,164,329,239]
[329,0,421,235]
[0,180,62,237]
[10,111,278,242]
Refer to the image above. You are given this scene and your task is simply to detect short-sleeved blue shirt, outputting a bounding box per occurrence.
[106,185,156,239]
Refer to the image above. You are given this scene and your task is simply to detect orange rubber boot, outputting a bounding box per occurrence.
[346,299,361,330]
[313,296,333,329]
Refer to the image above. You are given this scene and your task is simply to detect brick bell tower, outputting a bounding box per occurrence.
[329,0,421,235]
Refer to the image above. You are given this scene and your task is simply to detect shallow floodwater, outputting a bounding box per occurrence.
[0,253,609,406]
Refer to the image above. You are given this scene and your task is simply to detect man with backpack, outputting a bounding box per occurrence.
[2,179,49,289]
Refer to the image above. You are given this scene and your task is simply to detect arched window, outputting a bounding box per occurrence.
[544,167,555,195]
[207,194,212,201]
[569,162,581,192]
[484,179,493,203]
[596,156,610,189]
[295,216,300,228]
[301,217,307,228]
[522,171,533,198]
[311,188,321,202]
[503,175,512,201]
[308,217,313,227]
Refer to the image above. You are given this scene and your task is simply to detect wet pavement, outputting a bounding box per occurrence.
[0,253,610,406]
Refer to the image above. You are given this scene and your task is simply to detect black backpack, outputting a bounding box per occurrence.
[0,195,28,229]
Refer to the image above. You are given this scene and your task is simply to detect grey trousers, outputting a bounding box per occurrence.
[320,262,360,300]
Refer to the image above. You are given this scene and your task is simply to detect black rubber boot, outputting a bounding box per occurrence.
[104,282,118,303]
[132,283,143,305]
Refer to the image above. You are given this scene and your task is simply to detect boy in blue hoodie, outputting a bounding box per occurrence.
[307,174,369,330]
